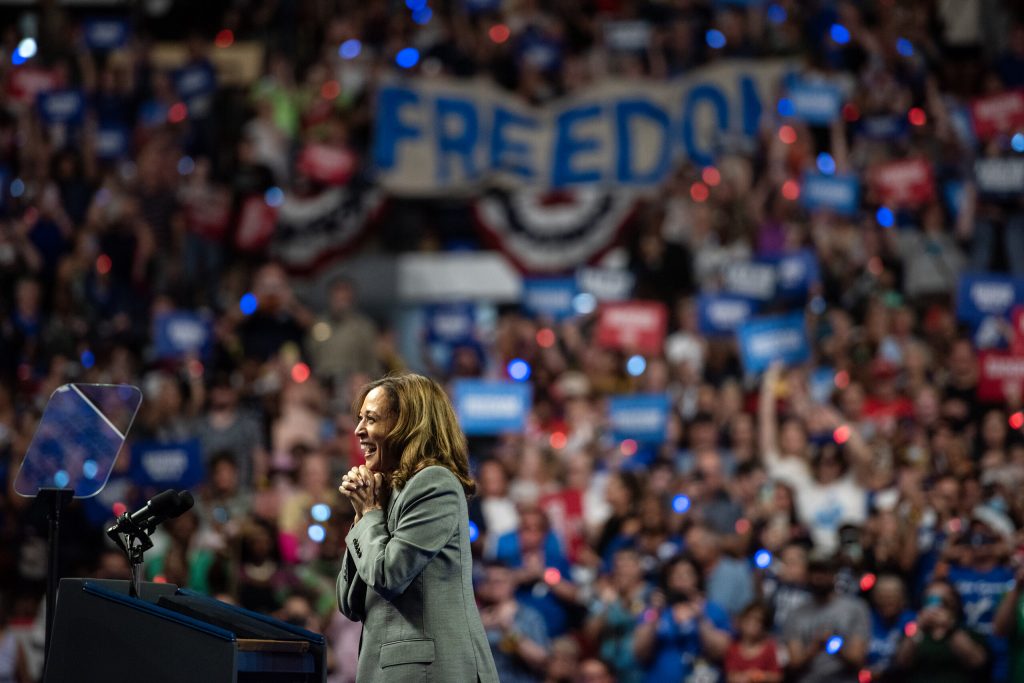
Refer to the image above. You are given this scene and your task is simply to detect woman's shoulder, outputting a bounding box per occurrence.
[402,464,462,495]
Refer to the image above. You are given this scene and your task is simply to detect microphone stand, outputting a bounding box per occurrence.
[108,512,156,599]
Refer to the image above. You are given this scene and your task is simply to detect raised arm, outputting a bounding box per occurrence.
[758,362,783,463]
[346,466,461,601]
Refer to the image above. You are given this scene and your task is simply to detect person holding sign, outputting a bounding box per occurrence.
[337,373,499,682]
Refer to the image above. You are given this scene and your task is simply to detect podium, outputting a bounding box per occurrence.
[44,579,326,682]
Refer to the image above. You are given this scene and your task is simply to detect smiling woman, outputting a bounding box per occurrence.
[337,373,498,682]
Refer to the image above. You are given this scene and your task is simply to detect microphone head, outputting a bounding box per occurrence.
[147,489,182,518]
[174,490,195,517]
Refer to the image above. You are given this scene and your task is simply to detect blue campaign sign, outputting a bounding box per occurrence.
[771,249,821,299]
[175,63,216,99]
[723,261,777,300]
[956,273,1024,324]
[174,62,217,117]
[975,158,1024,198]
[130,439,205,490]
[577,267,635,302]
[424,302,477,344]
[37,90,86,126]
[801,173,860,215]
[83,18,130,50]
[153,311,213,360]
[608,393,670,443]
[453,380,532,435]
[96,125,130,160]
[522,278,577,320]
[786,82,843,125]
[463,0,501,12]
[697,294,758,336]
[737,311,811,374]
[857,114,907,141]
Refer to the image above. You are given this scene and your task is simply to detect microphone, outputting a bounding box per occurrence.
[106,489,195,539]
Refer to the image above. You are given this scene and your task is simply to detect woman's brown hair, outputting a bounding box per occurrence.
[353,373,476,497]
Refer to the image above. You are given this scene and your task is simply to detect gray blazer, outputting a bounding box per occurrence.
[337,465,499,682]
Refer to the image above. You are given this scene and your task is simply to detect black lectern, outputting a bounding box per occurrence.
[44,579,326,682]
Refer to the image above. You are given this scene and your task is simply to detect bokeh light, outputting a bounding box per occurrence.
[215,29,234,48]
[291,362,311,383]
[830,24,850,44]
[239,293,258,315]
[489,25,511,44]
[705,30,726,49]
[311,503,331,522]
[876,206,894,227]
[507,358,531,381]
[339,39,362,60]
[754,549,772,569]
[396,47,420,69]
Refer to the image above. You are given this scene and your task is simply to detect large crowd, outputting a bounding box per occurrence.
[2,0,1024,682]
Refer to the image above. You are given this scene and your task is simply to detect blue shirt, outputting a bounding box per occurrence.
[485,602,549,683]
[868,609,915,671]
[949,564,1016,682]
[707,557,755,617]
[643,601,732,683]
[495,530,573,637]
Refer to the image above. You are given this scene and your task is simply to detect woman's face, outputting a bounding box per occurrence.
[667,560,698,596]
[355,387,396,473]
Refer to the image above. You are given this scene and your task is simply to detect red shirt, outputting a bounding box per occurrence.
[724,638,781,676]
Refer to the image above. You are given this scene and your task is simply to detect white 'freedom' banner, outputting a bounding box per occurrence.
[373,60,793,195]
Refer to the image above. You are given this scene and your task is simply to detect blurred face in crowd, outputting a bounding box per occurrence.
[211,458,239,494]
[773,482,796,514]
[684,526,717,567]
[565,453,592,491]
[355,387,396,474]
[547,637,581,682]
[730,413,755,450]
[780,418,807,456]
[329,280,355,316]
[612,549,643,592]
[576,659,614,683]
[840,384,865,420]
[807,563,835,600]
[871,575,906,620]
[604,474,634,513]
[813,447,844,485]
[478,460,508,498]
[778,545,808,585]
[914,386,941,426]
[253,264,290,313]
[981,410,1007,449]
[738,606,767,642]
[299,452,330,493]
[518,509,547,553]
[666,558,700,600]
[482,565,516,604]
[963,521,1002,566]
[688,418,717,450]
[279,596,316,630]
[947,340,977,386]
[209,384,238,411]
[921,583,957,633]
